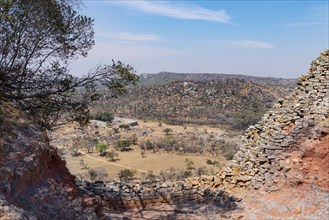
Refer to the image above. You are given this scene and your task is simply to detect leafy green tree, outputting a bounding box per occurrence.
[96,141,108,156]
[106,150,119,162]
[118,169,136,182]
[0,0,138,130]
[163,128,173,135]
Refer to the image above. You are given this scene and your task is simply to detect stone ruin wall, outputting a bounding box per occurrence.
[80,50,329,210]
[223,50,329,189]
[79,178,239,210]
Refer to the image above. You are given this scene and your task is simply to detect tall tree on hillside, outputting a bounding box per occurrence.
[0,0,138,130]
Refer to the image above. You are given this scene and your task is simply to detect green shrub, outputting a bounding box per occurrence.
[116,139,132,151]
[185,158,195,171]
[163,128,173,135]
[96,141,109,156]
[92,112,114,122]
[118,169,136,182]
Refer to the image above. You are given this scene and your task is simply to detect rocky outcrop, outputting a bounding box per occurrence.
[0,103,97,219]
[221,50,329,189]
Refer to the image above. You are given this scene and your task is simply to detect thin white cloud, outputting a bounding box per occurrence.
[235,40,274,49]
[282,22,326,28]
[96,31,161,42]
[211,40,274,49]
[111,1,231,23]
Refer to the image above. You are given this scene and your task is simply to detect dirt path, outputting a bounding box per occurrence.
[84,154,147,173]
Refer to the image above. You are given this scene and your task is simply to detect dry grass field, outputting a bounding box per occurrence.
[63,147,221,180]
[52,118,235,181]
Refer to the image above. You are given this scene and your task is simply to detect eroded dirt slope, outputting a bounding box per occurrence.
[0,103,97,219]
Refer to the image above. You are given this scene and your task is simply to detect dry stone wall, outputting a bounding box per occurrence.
[78,177,239,210]
[222,50,329,189]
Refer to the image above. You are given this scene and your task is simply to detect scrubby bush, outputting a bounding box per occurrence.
[119,124,130,130]
[141,170,156,182]
[116,139,132,151]
[157,136,179,152]
[88,169,98,182]
[196,167,208,176]
[185,158,195,171]
[139,139,156,151]
[72,136,98,153]
[106,150,119,162]
[220,142,238,160]
[158,167,191,181]
[231,111,264,130]
[80,159,89,169]
[118,169,136,182]
[163,128,173,135]
[206,159,221,166]
[88,167,108,182]
[185,158,195,177]
[92,112,114,122]
[113,127,120,133]
[129,134,138,145]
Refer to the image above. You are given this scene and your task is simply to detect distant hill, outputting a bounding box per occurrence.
[96,77,294,130]
[138,72,297,88]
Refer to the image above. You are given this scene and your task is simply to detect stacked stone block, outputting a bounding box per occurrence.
[222,50,329,189]
[78,176,239,210]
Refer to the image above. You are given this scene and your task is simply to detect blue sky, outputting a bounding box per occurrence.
[70,0,329,78]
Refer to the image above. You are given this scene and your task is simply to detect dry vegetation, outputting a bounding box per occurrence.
[51,75,294,183]
[97,78,291,130]
[51,118,237,182]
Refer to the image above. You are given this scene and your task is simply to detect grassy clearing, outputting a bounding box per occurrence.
[64,146,222,181]
[53,118,233,181]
